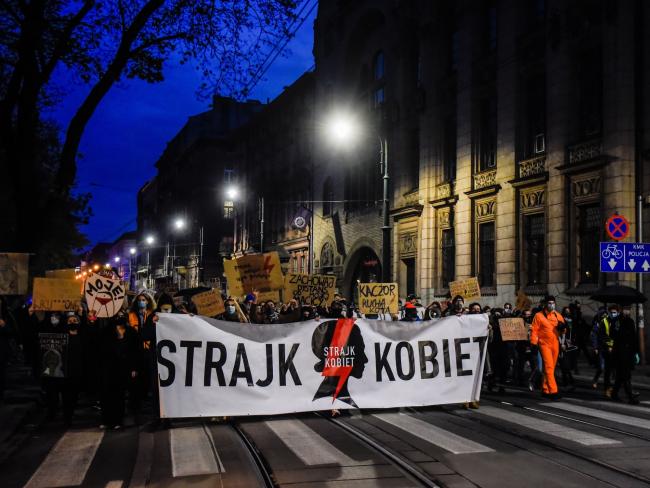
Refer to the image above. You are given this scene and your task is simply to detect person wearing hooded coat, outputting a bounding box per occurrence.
[62,313,85,426]
[611,306,640,404]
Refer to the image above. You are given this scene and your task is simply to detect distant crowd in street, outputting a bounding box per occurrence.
[0,287,643,431]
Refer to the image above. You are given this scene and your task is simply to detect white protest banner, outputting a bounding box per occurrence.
[84,273,126,318]
[284,273,336,307]
[358,283,399,315]
[0,253,29,295]
[156,313,489,417]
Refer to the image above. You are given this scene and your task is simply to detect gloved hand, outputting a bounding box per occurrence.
[634,353,640,365]
[530,343,539,355]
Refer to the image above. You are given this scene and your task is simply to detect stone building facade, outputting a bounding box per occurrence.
[311,0,650,319]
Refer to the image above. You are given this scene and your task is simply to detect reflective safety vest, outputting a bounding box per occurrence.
[600,317,614,348]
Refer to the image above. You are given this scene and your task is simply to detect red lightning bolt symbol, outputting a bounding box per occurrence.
[263,255,274,274]
[322,318,355,403]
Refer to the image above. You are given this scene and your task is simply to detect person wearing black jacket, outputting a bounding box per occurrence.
[62,314,85,426]
[0,297,14,403]
[611,306,640,404]
[99,318,141,429]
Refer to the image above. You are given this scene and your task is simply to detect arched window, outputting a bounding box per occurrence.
[373,51,385,80]
[322,177,333,216]
[372,51,385,107]
[320,242,334,272]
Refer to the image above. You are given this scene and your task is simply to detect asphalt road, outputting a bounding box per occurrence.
[2,381,650,487]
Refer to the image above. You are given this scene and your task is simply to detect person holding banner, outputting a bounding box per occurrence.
[530,295,566,399]
[62,313,85,426]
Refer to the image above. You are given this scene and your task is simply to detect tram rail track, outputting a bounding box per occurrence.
[231,421,277,488]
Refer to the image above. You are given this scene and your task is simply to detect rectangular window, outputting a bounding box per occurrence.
[479,96,497,171]
[409,128,420,190]
[300,255,307,274]
[443,115,457,181]
[579,205,601,284]
[519,74,546,160]
[404,258,416,297]
[487,5,498,51]
[478,221,495,287]
[441,228,455,288]
[223,201,234,219]
[523,213,546,286]
[373,86,385,108]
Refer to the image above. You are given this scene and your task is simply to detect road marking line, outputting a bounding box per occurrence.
[104,482,123,488]
[264,419,366,466]
[542,402,650,430]
[372,412,494,454]
[476,406,620,446]
[568,398,650,415]
[170,424,222,477]
[25,430,104,488]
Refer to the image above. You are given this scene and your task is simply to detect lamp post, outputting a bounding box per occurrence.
[171,217,186,288]
[325,111,391,282]
[226,185,265,255]
[129,247,136,289]
[145,235,155,288]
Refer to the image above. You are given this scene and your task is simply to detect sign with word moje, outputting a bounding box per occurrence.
[84,274,126,318]
[599,242,650,273]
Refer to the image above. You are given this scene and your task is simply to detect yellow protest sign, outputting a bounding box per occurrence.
[32,278,81,311]
[257,289,280,303]
[224,252,284,295]
[45,269,76,280]
[515,289,532,311]
[192,289,225,317]
[284,273,336,307]
[0,253,29,295]
[499,318,528,341]
[449,277,481,300]
[358,283,399,315]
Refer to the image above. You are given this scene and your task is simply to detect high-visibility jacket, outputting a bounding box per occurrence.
[530,310,565,346]
[128,310,152,350]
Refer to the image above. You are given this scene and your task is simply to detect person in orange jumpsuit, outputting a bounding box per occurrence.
[530,295,566,399]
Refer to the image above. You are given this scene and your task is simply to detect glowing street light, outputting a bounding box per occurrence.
[225,185,239,200]
[93,264,100,271]
[114,256,120,263]
[173,217,186,230]
[324,110,361,147]
[145,235,155,245]
[129,247,136,255]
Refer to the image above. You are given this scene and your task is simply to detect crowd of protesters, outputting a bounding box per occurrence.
[0,287,643,431]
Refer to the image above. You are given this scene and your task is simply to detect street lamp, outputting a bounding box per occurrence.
[324,109,391,282]
[174,217,186,230]
[129,247,136,255]
[145,235,155,245]
[144,234,155,288]
[225,185,239,201]
[114,256,120,263]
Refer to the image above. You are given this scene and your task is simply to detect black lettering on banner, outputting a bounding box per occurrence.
[180,340,202,386]
[229,343,254,387]
[375,343,395,381]
[204,341,227,386]
[454,338,472,376]
[157,340,176,387]
[279,344,301,386]
[472,336,488,367]
[442,339,451,377]
[418,340,439,379]
[256,344,274,387]
[395,342,415,380]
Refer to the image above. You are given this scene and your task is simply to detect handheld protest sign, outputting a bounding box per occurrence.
[32,278,81,311]
[499,318,528,341]
[224,252,283,295]
[84,273,126,318]
[449,277,481,300]
[284,273,336,307]
[358,283,399,315]
[45,269,76,280]
[191,289,225,317]
[39,333,68,378]
[0,253,29,295]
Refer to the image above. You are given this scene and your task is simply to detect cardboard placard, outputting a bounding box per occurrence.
[449,277,481,300]
[192,289,225,317]
[32,278,81,311]
[358,283,400,315]
[284,273,336,307]
[45,269,76,280]
[224,252,283,294]
[84,274,126,318]
[499,318,528,341]
[515,289,532,311]
[0,253,29,295]
[256,289,280,304]
[39,332,68,378]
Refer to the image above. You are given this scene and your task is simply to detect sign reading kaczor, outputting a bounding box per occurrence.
[224,252,283,295]
[284,273,336,307]
[192,289,225,317]
[449,277,481,300]
[499,318,528,341]
[32,278,81,311]
[0,253,29,295]
[84,274,126,318]
[358,283,399,315]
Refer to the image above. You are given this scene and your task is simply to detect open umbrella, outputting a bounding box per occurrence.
[590,285,647,305]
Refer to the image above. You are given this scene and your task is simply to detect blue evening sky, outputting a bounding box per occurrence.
[47,6,316,248]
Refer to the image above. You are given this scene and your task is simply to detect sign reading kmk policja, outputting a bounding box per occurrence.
[155,314,489,417]
[600,242,650,273]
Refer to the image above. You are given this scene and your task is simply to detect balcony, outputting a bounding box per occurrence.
[473,169,497,190]
[518,155,546,178]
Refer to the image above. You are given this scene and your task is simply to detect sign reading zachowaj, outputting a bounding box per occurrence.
[156,314,489,417]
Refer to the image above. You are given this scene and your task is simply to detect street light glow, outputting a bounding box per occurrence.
[129,247,136,255]
[324,110,360,147]
[114,256,120,263]
[226,186,239,200]
[145,235,155,245]
[174,217,186,230]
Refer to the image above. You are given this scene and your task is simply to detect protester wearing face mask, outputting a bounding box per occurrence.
[221,298,248,323]
[593,305,619,398]
[61,314,85,426]
[611,306,641,404]
[40,312,65,420]
[530,295,565,399]
[128,294,155,332]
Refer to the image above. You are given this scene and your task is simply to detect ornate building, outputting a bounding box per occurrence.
[311,0,650,318]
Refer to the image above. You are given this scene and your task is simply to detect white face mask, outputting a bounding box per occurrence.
[610,312,619,319]
[160,305,172,313]
[226,305,236,314]
[50,316,60,326]
[547,303,556,311]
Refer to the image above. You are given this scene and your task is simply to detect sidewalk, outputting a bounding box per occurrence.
[0,362,43,464]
